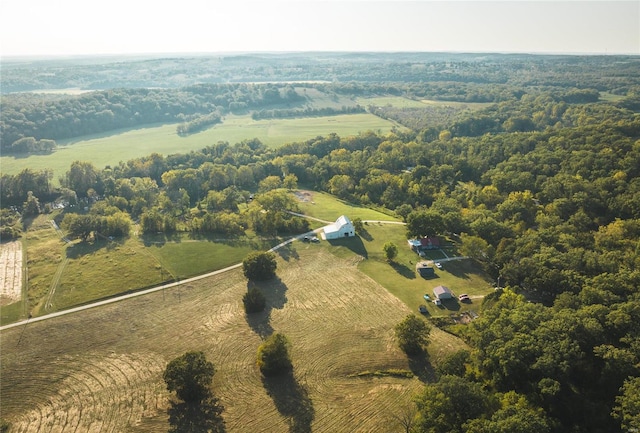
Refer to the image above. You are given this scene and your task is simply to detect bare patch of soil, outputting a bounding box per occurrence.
[0,240,22,306]
[294,190,314,203]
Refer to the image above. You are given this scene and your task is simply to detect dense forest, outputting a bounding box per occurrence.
[2,52,640,432]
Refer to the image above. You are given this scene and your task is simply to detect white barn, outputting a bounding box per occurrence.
[322,215,355,240]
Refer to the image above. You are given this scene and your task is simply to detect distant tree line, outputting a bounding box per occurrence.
[176,112,222,136]
[3,52,639,93]
[0,83,303,152]
[251,105,365,120]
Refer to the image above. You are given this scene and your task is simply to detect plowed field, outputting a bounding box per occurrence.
[0,240,22,306]
[1,245,436,432]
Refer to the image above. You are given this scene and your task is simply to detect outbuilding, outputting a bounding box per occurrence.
[433,285,453,300]
[322,215,355,240]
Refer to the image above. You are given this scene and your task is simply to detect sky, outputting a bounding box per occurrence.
[1,0,638,57]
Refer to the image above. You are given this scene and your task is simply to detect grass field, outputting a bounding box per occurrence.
[0,113,399,184]
[293,190,493,318]
[356,96,492,110]
[6,190,490,326]
[1,246,435,433]
[296,190,399,223]
[323,222,493,319]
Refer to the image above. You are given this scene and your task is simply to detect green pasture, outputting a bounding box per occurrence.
[142,233,271,280]
[356,96,492,110]
[298,87,359,109]
[0,113,399,184]
[356,96,433,108]
[295,190,399,223]
[292,190,492,316]
[323,222,493,317]
[418,99,492,109]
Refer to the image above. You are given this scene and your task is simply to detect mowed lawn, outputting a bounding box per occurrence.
[295,190,399,223]
[324,222,493,318]
[1,246,430,433]
[294,189,493,318]
[0,113,399,184]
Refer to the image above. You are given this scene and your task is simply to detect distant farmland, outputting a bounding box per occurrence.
[0,113,400,183]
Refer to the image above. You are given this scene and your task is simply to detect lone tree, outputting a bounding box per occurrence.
[257,333,292,376]
[395,314,431,355]
[242,251,277,281]
[383,241,398,262]
[243,286,266,313]
[163,351,215,403]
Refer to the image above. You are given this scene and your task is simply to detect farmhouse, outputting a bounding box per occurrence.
[433,285,453,300]
[416,261,435,278]
[322,215,355,240]
[408,236,441,251]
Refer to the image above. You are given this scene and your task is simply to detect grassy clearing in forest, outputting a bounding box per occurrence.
[324,222,493,319]
[0,113,397,183]
[295,190,399,223]
[1,246,431,433]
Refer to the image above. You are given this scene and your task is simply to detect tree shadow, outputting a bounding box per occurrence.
[327,236,368,259]
[65,238,123,258]
[390,261,416,279]
[441,298,461,312]
[445,260,472,280]
[245,278,288,339]
[167,395,226,433]
[275,242,299,262]
[357,226,373,241]
[407,350,437,383]
[262,371,315,433]
[246,307,274,339]
[21,215,37,231]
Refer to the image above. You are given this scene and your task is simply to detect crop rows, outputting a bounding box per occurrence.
[2,246,425,432]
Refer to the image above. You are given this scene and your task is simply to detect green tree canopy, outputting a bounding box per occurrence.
[383,241,398,262]
[242,251,277,281]
[243,286,266,313]
[394,314,431,355]
[256,333,292,376]
[163,351,215,403]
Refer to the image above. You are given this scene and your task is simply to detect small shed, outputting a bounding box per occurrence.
[416,261,435,278]
[433,285,453,300]
[322,215,355,240]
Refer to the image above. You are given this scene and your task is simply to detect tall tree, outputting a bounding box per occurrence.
[394,314,431,355]
[163,351,215,403]
[64,161,100,197]
[242,251,277,281]
[256,333,293,376]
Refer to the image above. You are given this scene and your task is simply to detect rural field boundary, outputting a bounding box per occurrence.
[0,217,408,332]
[0,240,22,306]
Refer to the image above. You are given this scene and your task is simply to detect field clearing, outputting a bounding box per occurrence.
[295,190,399,223]
[357,96,435,108]
[357,96,492,110]
[1,246,429,432]
[0,240,22,306]
[0,113,398,183]
[325,222,493,320]
[418,99,493,109]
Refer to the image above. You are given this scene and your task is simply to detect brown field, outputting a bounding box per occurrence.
[0,244,455,432]
[0,240,22,306]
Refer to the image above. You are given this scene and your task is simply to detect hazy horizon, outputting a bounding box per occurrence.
[1,1,639,58]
